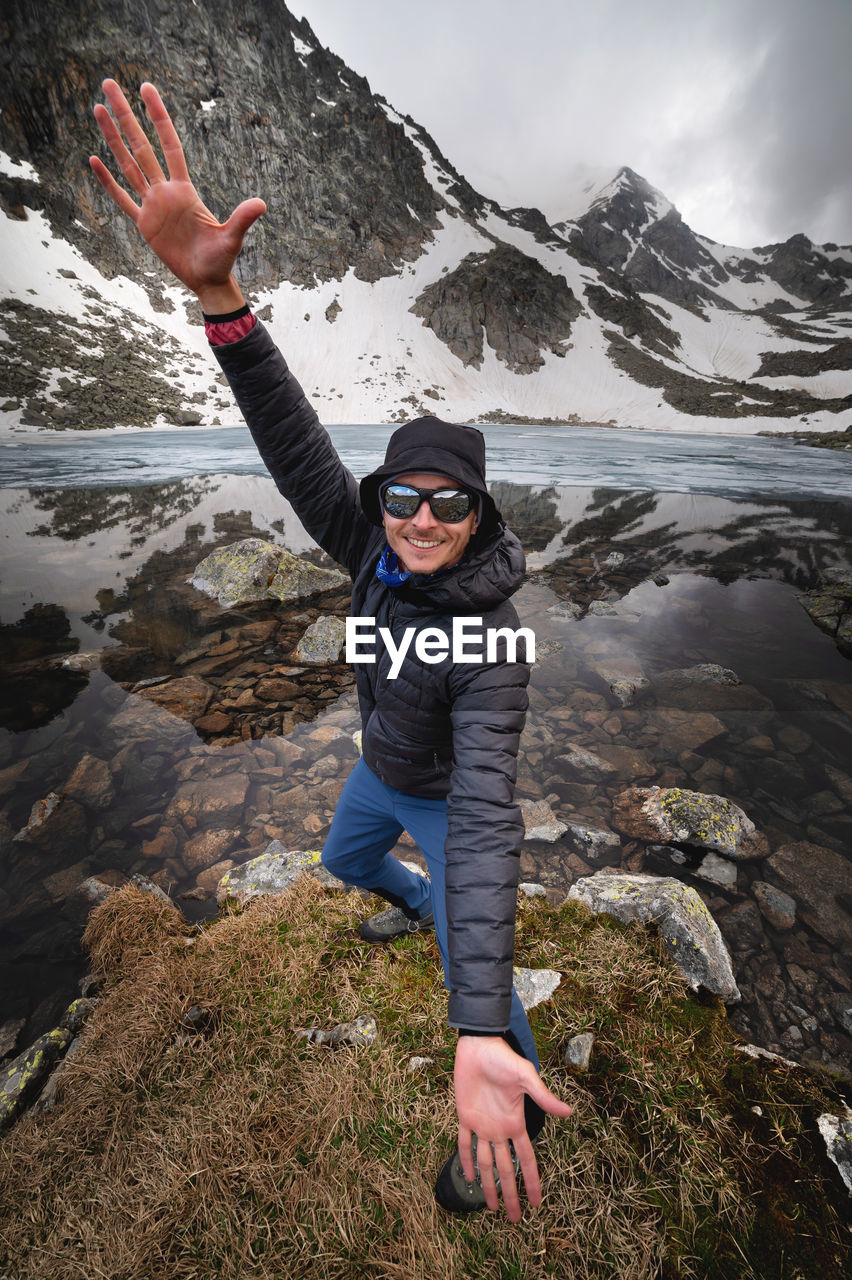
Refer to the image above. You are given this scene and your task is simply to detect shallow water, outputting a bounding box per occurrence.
[0,431,850,1073]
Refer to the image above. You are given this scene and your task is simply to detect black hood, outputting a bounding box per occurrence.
[359,415,501,539]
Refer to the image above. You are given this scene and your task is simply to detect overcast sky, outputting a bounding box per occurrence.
[294,0,851,249]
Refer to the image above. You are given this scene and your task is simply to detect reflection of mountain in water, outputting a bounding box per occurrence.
[28,478,218,541]
[508,486,851,612]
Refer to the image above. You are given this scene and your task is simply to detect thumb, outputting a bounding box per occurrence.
[524,1069,573,1119]
[225,197,267,242]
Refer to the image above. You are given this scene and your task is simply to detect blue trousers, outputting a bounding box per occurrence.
[321,756,539,1069]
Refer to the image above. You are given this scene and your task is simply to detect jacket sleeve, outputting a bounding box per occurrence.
[211,320,374,576]
[444,653,529,1031]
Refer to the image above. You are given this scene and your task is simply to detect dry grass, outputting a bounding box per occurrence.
[0,880,848,1280]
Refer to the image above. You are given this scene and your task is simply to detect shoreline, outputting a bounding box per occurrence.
[1,417,850,446]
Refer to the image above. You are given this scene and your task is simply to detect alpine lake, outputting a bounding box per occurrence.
[1,423,850,1078]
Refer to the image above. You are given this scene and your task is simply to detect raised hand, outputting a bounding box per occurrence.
[90,79,266,313]
[454,1035,573,1222]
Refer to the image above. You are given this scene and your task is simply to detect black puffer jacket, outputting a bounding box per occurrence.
[213,321,530,1032]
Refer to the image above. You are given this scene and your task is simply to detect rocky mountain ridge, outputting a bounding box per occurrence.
[1,0,850,433]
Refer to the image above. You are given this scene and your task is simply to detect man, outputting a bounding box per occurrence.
[90,79,572,1222]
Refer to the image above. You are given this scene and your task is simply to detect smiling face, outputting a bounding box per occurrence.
[381,471,478,574]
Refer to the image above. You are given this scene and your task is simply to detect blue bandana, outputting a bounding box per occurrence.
[375,545,412,586]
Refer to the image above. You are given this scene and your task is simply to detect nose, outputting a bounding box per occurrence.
[410,498,438,529]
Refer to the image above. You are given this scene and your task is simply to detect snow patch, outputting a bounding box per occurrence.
[0,150,39,182]
[292,34,313,57]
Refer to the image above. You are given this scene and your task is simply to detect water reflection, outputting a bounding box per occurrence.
[0,481,850,1075]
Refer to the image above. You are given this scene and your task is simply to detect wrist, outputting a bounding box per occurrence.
[195,276,246,316]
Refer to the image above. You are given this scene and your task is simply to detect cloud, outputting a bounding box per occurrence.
[295,0,852,247]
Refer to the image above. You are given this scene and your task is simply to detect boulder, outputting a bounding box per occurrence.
[519,798,567,842]
[295,616,347,664]
[611,786,770,861]
[191,538,283,608]
[191,538,347,609]
[568,871,741,1002]
[216,841,346,906]
[297,1013,378,1047]
[764,841,852,947]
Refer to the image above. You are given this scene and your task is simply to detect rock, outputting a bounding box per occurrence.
[817,1113,852,1194]
[563,1032,595,1070]
[195,859,236,893]
[267,551,348,603]
[191,538,283,608]
[117,874,172,907]
[1,1025,73,1131]
[63,871,127,923]
[657,663,741,687]
[611,786,770,861]
[589,658,649,706]
[297,1013,378,1046]
[568,872,741,1002]
[694,851,738,888]
[137,675,214,722]
[62,753,114,811]
[194,710,233,735]
[513,966,562,1010]
[295,616,347,664]
[563,823,622,862]
[255,677,301,702]
[13,792,87,852]
[407,1056,435,1073]
[0,1019,25,1059]
[752,881,796,931]
[718,901,764,952]
[554,747,616,781]
[216,842,345,906]
[548,601,582,620]
[639,708,726,753]
[764,841,852,947]
[519,798,567,842]
[165,773,250,833]
[191,539,347,609]
[182,828,241,872]
[518,882,547,897]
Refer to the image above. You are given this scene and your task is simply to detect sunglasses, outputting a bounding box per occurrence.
[380,483,475,524]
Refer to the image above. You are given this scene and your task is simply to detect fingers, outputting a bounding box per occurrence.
[101,79,166,186]
[89,154,140,222]
[93,102,149,199]
[139,82,190,183]
[457,1125,476,1183]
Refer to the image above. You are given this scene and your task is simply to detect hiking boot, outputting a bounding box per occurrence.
[434,1134,520,1215]
[359,905,434,943]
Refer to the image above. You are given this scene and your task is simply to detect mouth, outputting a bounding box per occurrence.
[405,536,442,550]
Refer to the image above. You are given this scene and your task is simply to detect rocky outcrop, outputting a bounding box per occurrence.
[569,871,741,1003]
[797,567,852,657]
[411,244,581,373]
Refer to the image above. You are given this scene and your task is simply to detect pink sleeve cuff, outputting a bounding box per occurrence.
[205,312,258,346]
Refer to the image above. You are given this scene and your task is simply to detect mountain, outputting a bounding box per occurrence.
[1,0,850,435]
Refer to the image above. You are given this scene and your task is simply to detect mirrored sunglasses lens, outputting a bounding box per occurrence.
[382,485,420,518]
[431,490,472,522]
